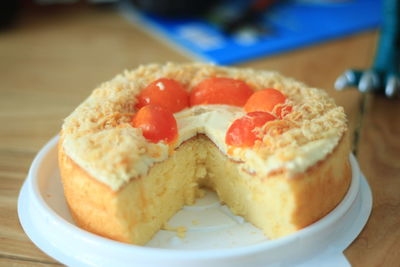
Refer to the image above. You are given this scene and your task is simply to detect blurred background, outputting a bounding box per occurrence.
[0,0,382,158]
[4,1,400,266]
[1,0,381,64]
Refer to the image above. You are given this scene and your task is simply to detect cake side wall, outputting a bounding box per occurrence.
[286,132,351,229]
[58,140,132,243]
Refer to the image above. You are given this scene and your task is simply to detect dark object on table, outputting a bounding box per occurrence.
[130,0,220,17]
[207,0,277,35]
[335,0,400,98]
[0,1,19,30]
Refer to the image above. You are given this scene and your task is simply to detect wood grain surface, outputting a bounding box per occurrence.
[0,3,398,266]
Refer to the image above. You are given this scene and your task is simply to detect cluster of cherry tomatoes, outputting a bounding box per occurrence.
[132,77,291,147]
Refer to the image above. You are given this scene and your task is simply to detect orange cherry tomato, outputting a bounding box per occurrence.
[132,105,177,144]
[136,78,189,113]
[190,77,254,107]
[225,111,276,147]
[244,88,287,114]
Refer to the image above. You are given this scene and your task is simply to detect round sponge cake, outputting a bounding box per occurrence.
[58,63,351,245]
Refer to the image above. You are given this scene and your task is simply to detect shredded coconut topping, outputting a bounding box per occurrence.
[61,63,347,190]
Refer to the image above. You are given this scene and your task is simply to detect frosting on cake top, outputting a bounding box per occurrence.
[61,63,347,191]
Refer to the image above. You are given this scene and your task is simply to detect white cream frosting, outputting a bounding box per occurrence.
[232,135,340,177]
[174,105,245,154]
[172,104,340,178]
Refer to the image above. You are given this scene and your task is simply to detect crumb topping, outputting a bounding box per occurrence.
[61,63,347,190]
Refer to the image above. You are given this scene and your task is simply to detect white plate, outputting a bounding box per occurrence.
[18,136,372,267]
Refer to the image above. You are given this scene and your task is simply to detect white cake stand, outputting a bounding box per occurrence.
[18,136,372,267]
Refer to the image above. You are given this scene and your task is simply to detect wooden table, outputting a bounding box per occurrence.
[1,3,399,266]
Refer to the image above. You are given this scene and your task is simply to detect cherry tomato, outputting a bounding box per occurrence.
[225,111,276,147]
[132,105,177,144]
[135,78,189,113]
[244,88,287,114]
[190,77,253,107]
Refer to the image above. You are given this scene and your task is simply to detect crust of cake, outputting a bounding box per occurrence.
[58,132,351,244]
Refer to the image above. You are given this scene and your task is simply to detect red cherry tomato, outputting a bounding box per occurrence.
[244,88,287,114]
[132,105,177,144]
[225,111,276,147]
[190,77,254,107]
[136,78,189,113]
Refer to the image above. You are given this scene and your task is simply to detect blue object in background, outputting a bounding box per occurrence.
[120,0,382,65]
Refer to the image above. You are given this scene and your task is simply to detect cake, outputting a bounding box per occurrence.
[58,63,351,245]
